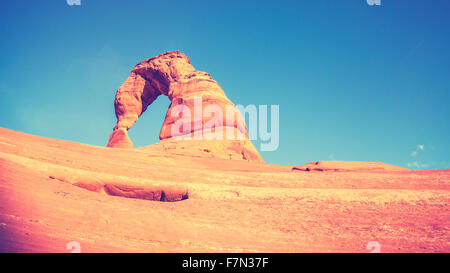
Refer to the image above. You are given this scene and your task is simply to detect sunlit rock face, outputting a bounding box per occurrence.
[107,51,263,162]
[1,126,449,252]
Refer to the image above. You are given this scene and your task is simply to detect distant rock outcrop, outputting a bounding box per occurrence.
[292,161,409,172]
[107,51,262,162]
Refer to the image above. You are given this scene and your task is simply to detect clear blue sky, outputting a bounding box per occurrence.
[1,0,449,169]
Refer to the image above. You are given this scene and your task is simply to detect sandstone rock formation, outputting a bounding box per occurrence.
[292,161,409,172]
[1,126,449,252]
[107,51,262,162]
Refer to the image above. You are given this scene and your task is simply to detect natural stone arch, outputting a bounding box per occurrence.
[107,51,263,162]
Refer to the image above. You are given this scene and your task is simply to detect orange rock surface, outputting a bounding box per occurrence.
[293,161,409,172]
[0,127,449,252]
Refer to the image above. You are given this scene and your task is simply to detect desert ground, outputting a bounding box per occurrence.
[0,126,449,253]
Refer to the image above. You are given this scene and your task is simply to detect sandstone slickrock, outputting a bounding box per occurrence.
[107,51,262,162]
[292,161,409,172]
[1,127,449,252]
